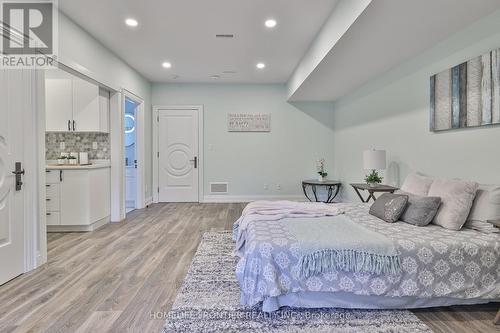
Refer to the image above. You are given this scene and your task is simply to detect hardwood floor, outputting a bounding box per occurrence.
[0,203,497,333]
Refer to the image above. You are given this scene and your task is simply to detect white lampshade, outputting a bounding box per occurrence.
[363,149,386,170]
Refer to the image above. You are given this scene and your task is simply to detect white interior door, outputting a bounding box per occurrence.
[0,70,25,285]
[158,109,199,202]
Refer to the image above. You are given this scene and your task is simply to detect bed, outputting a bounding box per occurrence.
[234,202,500,312]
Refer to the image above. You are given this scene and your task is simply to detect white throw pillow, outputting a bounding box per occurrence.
[400,173,434,196]
[463,184,500,233]
[429,179,479,230]
[467,184,500,222]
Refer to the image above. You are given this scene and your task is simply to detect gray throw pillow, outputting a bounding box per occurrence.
[396,191,441,226]
[369,193,409,223]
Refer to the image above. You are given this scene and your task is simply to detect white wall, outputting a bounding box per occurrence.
[152,84,334,200]
[58,13,153,198]
[332,10,500,202]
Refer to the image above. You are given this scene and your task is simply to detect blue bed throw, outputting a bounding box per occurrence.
[286,215,401,278]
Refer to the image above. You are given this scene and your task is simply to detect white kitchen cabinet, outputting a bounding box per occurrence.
[72,76,100,132]
[98,88,110,133]
[60,170,90,226]
[46,167,111,232]
[45,68,109,133]
[45,70,73,132]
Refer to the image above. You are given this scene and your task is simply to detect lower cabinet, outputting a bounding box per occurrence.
[46,168,110,231]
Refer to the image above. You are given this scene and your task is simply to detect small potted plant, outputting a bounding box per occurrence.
[57,155,68,165]
[68,156,78,165]
[316,158,328,182]
[365,170,383,187]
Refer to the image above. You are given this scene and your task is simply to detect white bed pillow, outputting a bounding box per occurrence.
[463,184,500,233]
[429,178,479,230]
[400,173,434,196]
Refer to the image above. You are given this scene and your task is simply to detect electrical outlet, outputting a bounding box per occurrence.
[92,142,98,150]
[276,184,281,190]
[263,184,268,190]
[59,142,65,150]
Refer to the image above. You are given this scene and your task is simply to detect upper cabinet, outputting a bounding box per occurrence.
[45,68,110,133]
[45,70,73,132]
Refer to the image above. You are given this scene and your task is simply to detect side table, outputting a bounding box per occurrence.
[302,180,341,203]
[350,183,399,203]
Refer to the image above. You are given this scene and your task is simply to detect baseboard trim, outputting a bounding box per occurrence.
[47,216,110,233]
[145,196,153,206]
[202,194,305,203]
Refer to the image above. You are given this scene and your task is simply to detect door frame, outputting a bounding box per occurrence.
[124,91,145,211]
[111,89,146,221]
[152,105,204,203]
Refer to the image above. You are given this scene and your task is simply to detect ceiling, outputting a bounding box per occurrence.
[289,0,500,101]
[59,0,339,84]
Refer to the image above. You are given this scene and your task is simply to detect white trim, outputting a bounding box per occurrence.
[47,216,110,232]
[203,195,305,203]
[153,105,204,203]
[24,68,47,270]
[123,90,146,210]
[110,91,125,222]
[34,69,47,267]
[145,196,153,206]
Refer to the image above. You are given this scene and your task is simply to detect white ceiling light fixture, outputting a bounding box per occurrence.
[162,62,172,69]
[256,62,266,69]
[265,19,277,28]
[125,18,138,27]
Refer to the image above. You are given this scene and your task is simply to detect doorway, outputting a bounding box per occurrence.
[153,106,204,203]
[125,97,139,213]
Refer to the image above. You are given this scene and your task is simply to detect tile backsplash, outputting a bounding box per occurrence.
[46,132,110,160]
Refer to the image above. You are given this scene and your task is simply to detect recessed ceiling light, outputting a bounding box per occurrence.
[125,18,138,27]
[256,62,266,69]
[265,19,277,28]
[162,62,172,69]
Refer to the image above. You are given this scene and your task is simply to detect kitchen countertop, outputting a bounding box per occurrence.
[46,160,111,170]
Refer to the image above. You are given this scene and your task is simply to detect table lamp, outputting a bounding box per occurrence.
[363,149,386,186]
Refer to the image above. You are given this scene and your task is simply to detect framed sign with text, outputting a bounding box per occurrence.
[227,113,271,132]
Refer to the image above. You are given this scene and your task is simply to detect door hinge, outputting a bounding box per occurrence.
[157,152,159,158]
[157,115,159,122]
[157,187,159,193]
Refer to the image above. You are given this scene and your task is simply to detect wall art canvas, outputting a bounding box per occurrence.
[430,48,500,131]
[227,113,270,132]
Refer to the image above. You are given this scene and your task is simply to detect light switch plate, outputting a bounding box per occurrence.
[92,142,98,149]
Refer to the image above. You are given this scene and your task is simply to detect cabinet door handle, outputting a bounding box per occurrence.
[46,184,51,187]
[59,170,63,182]
[73,120,76,131]
[68,120,71,131]
[46,198,51,201]
[46,213,51,216]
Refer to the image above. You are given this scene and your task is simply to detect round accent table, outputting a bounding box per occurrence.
[301,180,341,203]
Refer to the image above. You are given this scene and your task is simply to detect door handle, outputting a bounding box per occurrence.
[68,120,71,131]
[73,120,76,131]
[11,162,24,191]
[190,156,198,169]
